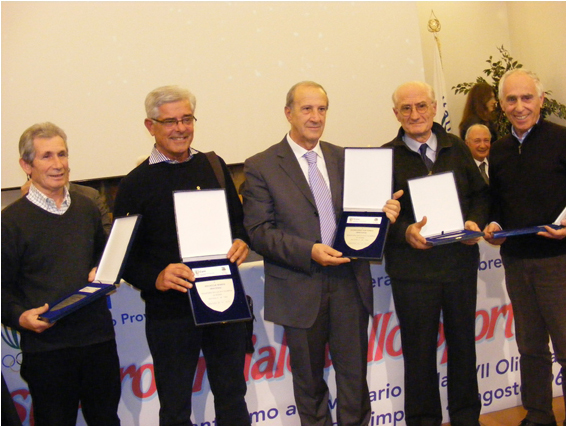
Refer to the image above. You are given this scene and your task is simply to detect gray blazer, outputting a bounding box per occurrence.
[242,137,372,328]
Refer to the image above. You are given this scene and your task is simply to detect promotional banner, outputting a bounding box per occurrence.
[2,241,562,426]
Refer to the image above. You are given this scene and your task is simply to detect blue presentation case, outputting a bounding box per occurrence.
[333,147,393,260]
[408,172,484,246]
[173,189,251,326]
[39,214,141,323]
[493,206,566,238]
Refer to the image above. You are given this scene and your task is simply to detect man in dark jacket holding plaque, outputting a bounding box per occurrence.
[484,69,566,427]
[383,81,489,426]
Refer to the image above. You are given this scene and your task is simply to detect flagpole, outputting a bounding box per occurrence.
[428,10,452,132]
[428,10,443,64]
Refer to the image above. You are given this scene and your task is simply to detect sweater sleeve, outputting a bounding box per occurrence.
[1,213,29,331]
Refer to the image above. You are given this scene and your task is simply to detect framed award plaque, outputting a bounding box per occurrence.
[173,189,252,326]
[408,172,484,246]
[333,147,393,260]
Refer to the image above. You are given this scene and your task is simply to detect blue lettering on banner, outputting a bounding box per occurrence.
[118,312,147,325]
[478,258,503,271]
[372,275,391,288]
[479,382,520,406]
[371,410,405,426]
[554,368,563,386]
[249,407,279,423]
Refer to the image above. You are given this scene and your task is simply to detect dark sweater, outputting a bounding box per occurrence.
[489,119,566,259]
[1,192,113,353]
[383,123,490,282]
[113,152,248,319]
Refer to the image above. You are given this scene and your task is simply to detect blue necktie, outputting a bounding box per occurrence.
[419,143,434,172]
[304,151,336,246]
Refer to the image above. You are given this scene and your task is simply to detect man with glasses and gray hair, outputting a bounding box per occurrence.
[113,85,250,425]
[382,81,489,426]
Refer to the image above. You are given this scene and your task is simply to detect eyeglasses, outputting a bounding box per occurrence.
[152,115,197,128]
[398,102,431,116]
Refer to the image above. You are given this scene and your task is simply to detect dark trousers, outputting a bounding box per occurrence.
[391,274,481,426]
[284,266,371,426]
[502,253,566,425]
[20,340,121,426]
[145,315,250,426]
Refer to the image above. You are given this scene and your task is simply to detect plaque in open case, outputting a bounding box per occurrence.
[493,205,566,238]
[173,189,251,326]
[333,147,393,259]
[38,214,142,323]
[408,172,484,246]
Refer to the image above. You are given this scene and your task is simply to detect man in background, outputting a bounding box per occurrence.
[465,123,491,184]
[2,122,121,426]
[383,81,488,426]
[484,69,566,426]
[113,85,250,426]
[242,81,401,425]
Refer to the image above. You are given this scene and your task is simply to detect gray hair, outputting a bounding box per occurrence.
[19,122,68,164]
[392,81,436,106]
[465,123,491,141]
[145,85,197,119]
[498,69,544,101]
[285,81,328,109]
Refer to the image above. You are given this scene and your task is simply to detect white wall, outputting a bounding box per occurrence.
[507,1,566,127]
[1,1,424,189]
[3,2,565,189]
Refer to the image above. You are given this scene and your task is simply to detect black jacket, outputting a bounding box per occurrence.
[383,123,490,282]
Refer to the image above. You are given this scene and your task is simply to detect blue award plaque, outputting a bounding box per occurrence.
[333,147,393,260]
[493,206,566,239]
[173,189,252,326]
[408,172,484,246]
[38,214,141,323]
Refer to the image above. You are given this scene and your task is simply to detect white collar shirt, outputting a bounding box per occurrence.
[26,183,71,215]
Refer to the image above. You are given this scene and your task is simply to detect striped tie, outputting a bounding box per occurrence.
[304,151,336,246]
[419,143,434,172]
[479,162,489,184]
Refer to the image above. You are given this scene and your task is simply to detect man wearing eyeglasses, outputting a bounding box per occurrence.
[113,86,250,425]
[382,81,489,425]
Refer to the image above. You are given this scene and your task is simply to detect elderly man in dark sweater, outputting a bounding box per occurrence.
[383,81,489,426]
[1,122,121,425]
[113,85,250,426]
[484,69,566,427]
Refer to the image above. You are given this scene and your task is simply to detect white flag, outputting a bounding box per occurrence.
[432,38,452,132]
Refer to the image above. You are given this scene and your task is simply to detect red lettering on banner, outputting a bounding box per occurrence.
[476,304,515,341]
[437,323,447,365]
[193,357,207,393]
[251,346,277,380]
[120,363,157,398]
[385,324,402,357]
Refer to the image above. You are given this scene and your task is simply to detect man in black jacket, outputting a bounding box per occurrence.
[383,81,489,426]
[113,85,250,426]
[484,69,566,427]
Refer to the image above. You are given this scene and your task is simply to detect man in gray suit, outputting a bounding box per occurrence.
[242,81,401,425]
